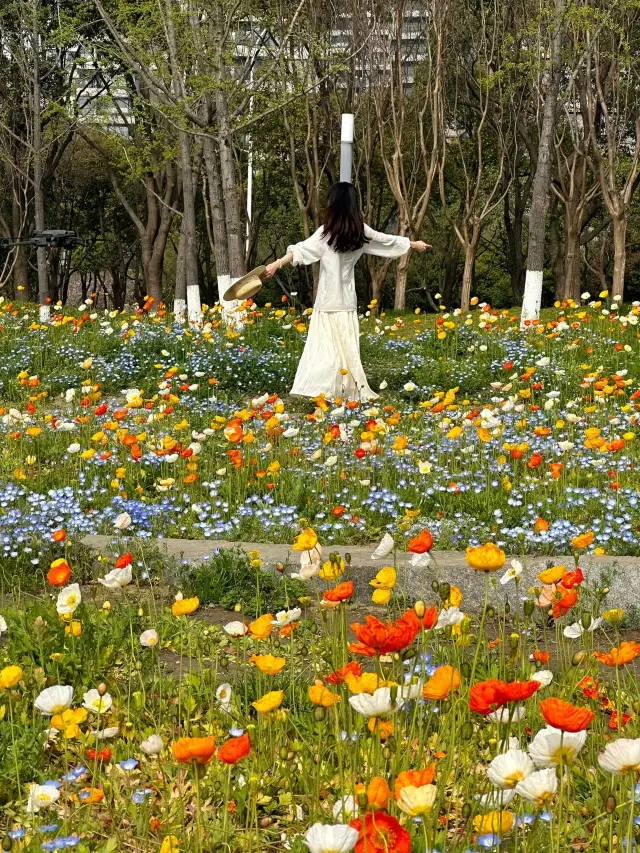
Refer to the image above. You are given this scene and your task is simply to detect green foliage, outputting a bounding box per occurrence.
[179,547,307,616]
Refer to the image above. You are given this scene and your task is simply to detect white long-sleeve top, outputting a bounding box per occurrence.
[287,224,411,311]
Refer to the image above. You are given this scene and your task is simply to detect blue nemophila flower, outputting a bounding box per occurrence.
[119,758,139,771]
[131,788,153,805]
[37,825,59,833]
[62,766,87,783]
[8,829,25,840]
[516,814,536,827]
[229,727,244,737]
[477,836,500,850]
[41,837,80,851]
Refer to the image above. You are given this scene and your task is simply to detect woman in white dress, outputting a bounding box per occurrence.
[263,182,429,401]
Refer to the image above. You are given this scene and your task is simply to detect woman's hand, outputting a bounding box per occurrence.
[263,262,280,280]
[411,240,431,253]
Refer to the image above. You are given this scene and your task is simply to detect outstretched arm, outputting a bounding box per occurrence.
[263,227,325,279]
[363,224,430,258]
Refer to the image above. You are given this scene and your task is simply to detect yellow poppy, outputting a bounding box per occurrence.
[252,690,284,714]
[465,543,506,572]
[249,654,286,675]
[171,597,199,617]
[308,680,341,707]
[292,528,318,551]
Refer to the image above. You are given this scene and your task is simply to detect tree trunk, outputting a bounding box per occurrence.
[520,0,566,326]
[31,12,49,321]
[611,215,627,301]
[174,215,187,321]
[203,129,232,307]
[562,205,582,302]
[216,89,245,280]
[503,185,526,302]
[460,226,481,312]
[394,250,411,310]
[11,183,29,301]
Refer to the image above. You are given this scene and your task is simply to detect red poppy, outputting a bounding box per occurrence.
[217,733,250,764]
[323,581,355,603]
[350,812,411,853]
[609,711,632,730]
[324,661,362,685]
[115,552,133,569]
[349,610,420,657]
[469,679,540,715]
[539,698,595,732]
[87,748,112,762]
[408,529,434,553]
[47,559,71,586]
[551,586,578,619]
[94,403,108,416]
[533,649,550,664]
[561,568,584,589]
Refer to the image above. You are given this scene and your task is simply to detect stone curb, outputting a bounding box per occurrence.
[81,536,639,611]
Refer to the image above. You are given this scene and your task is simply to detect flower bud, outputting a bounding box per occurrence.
[389,685,398,705]
[523,599,535,617]
[414,600,426,618]
[234,602,242,613]
[580,611,592,629]
[431,580,440,593]
[572,650,587,666]
[439,582,451,602]
[345,553,352,565]
[98,683,107,696]
[313,707,326,722]
[605,794,616,814]
[275,562,285,574]
[509,633,519,651]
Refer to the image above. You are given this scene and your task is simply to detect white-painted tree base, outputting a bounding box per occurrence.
[217,275,245,328]
[173,298,186,323]
[39,304,51,322]
[186,285,202,325]
[520,269,544,329]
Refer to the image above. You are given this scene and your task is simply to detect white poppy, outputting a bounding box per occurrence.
[91,726,120,740]
[304,823,359,853]
[324,455,338,467]
[371,533,394,560]
[435,607,465,630]
[349,687,404,717]
[67,443,81,454]
[274,608,302,627]
[83,689,113,714]
[598,738,640,774]
[223,621,248,637]
[476,788,516,809]
[515,768,558,805]
[0,615,6,634]
[396,784,438,816]
[98,565,133,589]
[500,560,523,585]
[563,616,603,639]
[56,583,82,616]
[531,670,553,688]
[417,460,432,474]
[139,629,159,648]
[140,734,164,756]
[403,382,417,392]
[487,749,534,789]
[35,685,74,716]
[216,683,233,712]
[26,784,60,813]
[114,512,132,530]
[529,726,587,767]
[283,427,299,438]
[488,706,526,724]
[332,795,358,821]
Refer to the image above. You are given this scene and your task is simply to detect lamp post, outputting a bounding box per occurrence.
[340,113,354,183]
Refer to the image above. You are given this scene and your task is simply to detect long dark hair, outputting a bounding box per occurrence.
[322,182,368,253]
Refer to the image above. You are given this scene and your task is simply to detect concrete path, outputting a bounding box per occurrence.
[82,535,639,610]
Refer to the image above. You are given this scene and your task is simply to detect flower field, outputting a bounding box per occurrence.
[1,295,640,851]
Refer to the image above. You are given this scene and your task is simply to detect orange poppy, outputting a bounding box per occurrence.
[408,529,433,554]
[48,558,71,586]
[539,698,595,732]
[324,661,362,685]
[533,649,550,664]
[51,528,66,543]
[571,530,594,549]
[365,776,391,808]
[350,812,411,853]
[172,736,217,764]
[349,610,420,656]
[394,767,435,799]
[217,733,250,764]
[323,581,355,603]
[551,586,578,619]
[422,665,461,700]
[593,641,640,667]
[469,679,539,715]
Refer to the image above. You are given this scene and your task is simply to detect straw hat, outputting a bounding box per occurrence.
[223,266,266,301]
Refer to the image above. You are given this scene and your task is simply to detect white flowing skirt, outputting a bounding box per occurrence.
[291,310,378,402]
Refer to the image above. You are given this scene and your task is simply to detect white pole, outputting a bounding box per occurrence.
[246,64,254,256]
[340,113,354,183]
